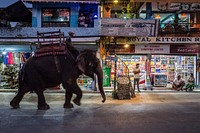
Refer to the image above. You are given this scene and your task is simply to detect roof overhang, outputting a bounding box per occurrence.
[22,0,100,4]
[0,37,100,45]
[4,1,32,22]
[72,37,100,45]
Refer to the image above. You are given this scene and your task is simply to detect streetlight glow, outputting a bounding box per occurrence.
[114,0,118,3]
[124,44,129,48]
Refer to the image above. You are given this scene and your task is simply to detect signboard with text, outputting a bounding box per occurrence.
[109,44,135,54]
[170,45,199,54]
[135,44,169,54]
[101,19,156,37]
[117,37,200,44]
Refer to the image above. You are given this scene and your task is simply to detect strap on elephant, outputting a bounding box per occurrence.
[33,45,68,57]
[54,56,61,73]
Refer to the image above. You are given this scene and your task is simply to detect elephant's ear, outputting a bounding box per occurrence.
[76,53,86,73]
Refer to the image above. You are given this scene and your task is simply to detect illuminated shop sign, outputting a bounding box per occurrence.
[125,37,200,44]
[170,44,199,53]
[135,44,169,54]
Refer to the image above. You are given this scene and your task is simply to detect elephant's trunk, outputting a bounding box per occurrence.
[95,64,106,103]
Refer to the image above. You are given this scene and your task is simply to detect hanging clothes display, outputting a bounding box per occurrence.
[24,52,31,59]
[20,52,26,63]
[3,53,8,65]
[0,54,3,63]
[8,52,14,65]
[13,52,20,65]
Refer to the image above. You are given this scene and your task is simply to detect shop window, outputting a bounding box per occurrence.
[79,4,98,27]
[42,8,70,27]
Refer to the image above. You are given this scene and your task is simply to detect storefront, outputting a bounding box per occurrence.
[101,37,200,89]
[0,36,100,91]
[0,44,35,89]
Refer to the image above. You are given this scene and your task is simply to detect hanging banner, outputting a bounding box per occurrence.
[135,44,169,54]
[197,59,200,73]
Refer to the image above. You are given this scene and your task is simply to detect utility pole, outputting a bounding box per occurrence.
[114,37,117,90]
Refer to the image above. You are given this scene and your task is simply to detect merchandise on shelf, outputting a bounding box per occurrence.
[151,55,196,83]
[109,55,146,87]
[0,52,32,89]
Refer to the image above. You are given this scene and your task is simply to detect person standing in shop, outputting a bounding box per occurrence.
[133,63,141,92]
[78,13,85,27]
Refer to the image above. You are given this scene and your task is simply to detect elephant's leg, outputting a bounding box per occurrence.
[63,89,73,108]
[72,83,83,106]
[63,80,82,106]
[35,90,50,110]
[10,84,29,109]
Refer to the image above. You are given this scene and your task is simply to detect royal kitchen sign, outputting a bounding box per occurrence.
[119,37,200,44]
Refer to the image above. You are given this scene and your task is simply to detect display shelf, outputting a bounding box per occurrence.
[174,56,195,81]
[151,55,196,83]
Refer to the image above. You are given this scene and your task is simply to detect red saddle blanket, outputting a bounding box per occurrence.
[34,45,68,57]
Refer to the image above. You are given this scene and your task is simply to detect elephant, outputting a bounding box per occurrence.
[10,44,106,110]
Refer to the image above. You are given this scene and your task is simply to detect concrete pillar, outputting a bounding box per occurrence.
[146,2,152,19]
[70,4,79,27]
[198,47,200,86]
[32,3,38,27]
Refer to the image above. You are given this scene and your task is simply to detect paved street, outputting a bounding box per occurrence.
[0,91,200,133]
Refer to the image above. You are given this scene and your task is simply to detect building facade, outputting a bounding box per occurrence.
[0,0,200,91]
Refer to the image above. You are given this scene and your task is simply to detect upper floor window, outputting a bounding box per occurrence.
[42,8,70,27]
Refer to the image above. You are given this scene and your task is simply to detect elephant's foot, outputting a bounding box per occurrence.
[10,99,20,109]
[38,103,50,110]
[73,98,81,106]
[63,103,74,108]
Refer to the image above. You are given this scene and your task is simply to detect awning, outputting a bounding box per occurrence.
[72,37,100,44]
[0,37,100,52]
[0,45,36,52]
[72,37,100,51]
[22,0,100,4]
[4,0,32,22]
